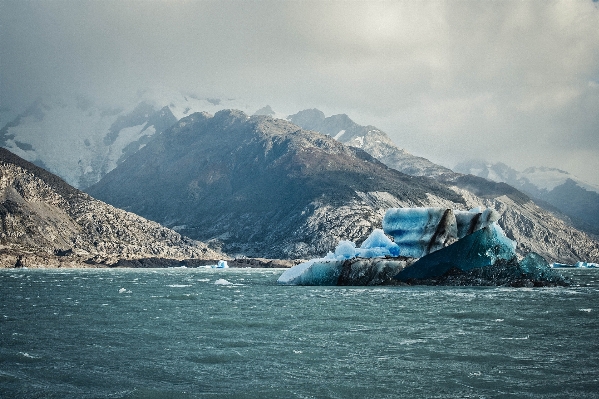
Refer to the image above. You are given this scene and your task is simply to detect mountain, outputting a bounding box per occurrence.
[287,109,454,178]
[0,147,221,267]
[88,110,599,263]
[88,109,466,259]
[0,92,269,190]
[455,160,599,236]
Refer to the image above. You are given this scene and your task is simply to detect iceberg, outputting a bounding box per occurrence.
[277,229,401,285]
[383,207,500,258]
[395,223,516,281]
[277,259,345,286]
[279,207,569,287]
[383,208,457,258]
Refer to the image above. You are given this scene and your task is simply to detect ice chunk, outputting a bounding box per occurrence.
[454,208,500,238]
[321,229,400,261]
[277,259,345,285]
[518,252,563,282]
[277,229,401,285]
[216,260,229,268]
[358,229,400,257]
[383,208,457,258]
[395,223,517,281]
[332,240,357,260]
[575,261,599,268]
[552,261,599,268]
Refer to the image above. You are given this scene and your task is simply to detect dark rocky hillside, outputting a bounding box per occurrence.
[0,147,221,267]
[89,110,463,258]
[88,110,599,263]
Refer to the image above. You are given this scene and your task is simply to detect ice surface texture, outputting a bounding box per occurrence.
[324,229,400,261]
[395,223,516,281]
[383,207,456,258]
[383,207,499,258]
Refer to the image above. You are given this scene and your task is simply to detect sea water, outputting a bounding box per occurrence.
[1,268,598,398]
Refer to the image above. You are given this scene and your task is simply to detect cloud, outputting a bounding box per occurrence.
[1,0,598,184]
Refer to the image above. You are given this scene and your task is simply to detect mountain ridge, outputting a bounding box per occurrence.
[88,109,599,263]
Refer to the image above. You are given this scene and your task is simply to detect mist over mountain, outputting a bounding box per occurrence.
[0,93,265,189]
[88,110,599,263]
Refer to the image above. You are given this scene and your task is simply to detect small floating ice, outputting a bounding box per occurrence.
[118,288,131,294]
[214,279,233,285]
[200,260,230,269]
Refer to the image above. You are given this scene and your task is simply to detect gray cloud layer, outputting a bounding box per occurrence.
[1,0,598,184]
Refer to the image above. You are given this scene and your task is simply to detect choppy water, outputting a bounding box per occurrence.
[1,268,598,399]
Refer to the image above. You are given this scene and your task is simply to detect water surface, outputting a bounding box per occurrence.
[1,268,598,398]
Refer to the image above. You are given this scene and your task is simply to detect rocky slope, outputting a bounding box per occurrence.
[0,147,221,268]
[88,110,599,263]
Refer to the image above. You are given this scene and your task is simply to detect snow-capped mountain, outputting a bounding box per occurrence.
[287,109,454,178]
[455,161,599,194]
[88,110,599,263]
[455,160,599,236]
[0,91,271,189]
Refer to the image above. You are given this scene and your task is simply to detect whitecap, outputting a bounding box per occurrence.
[167,284,192,288]
[579,308,592,312]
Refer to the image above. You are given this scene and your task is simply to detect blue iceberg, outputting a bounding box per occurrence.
[383,207,457,258]
[277,229,400,285]
[552,261,599,268]
[395,223,516,281]
[277,259,345,285]
[383,207,500,258]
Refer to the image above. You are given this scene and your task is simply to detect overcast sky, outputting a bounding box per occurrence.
[1,0,598,185]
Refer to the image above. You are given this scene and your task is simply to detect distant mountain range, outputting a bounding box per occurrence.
[0,147,221,267]
[2,94,598,263]
[87,109,599,263]
[455,160,599,236]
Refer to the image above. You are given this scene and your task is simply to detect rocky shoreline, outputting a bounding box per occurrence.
[0,248,302,269]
